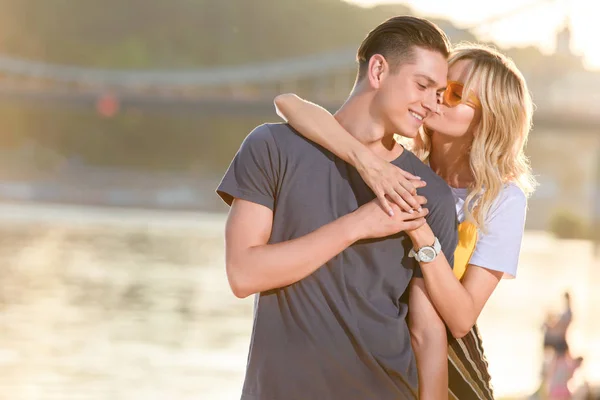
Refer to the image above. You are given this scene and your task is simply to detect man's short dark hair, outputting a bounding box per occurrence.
[356,15,451,81]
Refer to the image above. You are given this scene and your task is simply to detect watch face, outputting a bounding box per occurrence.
[418,247,436,262]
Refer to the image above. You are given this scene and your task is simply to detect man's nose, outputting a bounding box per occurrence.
[432,94,443,115]
[422,91,439,115]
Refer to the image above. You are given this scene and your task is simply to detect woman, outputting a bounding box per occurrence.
[274,43,536,399]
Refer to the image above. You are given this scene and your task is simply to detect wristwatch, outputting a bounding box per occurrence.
[408,237,441,263]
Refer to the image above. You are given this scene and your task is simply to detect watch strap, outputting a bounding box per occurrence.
[409,237,441,262]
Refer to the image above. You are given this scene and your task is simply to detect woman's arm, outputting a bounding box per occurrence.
[275,93,372,166]
[408,185,526,337]
[408,223,503,338]
[274,93,423,214]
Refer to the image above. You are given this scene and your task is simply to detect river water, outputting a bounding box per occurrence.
[0,202,597,399]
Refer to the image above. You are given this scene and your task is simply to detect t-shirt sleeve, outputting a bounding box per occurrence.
[404,183,458,278]
[469,184,527,279]
[216,124,280,210]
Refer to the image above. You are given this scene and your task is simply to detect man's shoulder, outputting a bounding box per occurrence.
[244,123,283,143]
[397,151,453,200]
[247,123,317,151]
[262,122,294,134]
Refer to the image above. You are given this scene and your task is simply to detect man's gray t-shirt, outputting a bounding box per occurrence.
[217,123,457,400]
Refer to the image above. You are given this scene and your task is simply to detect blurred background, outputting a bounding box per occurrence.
[0,0,598,399]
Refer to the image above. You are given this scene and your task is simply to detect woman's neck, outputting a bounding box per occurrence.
[428,131,474,189]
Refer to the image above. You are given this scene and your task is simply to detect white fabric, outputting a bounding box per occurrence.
[450,183,527,278]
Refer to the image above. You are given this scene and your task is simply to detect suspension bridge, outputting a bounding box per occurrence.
[0,46,597,130]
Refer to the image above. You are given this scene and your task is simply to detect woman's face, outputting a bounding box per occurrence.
[424,59,480,139]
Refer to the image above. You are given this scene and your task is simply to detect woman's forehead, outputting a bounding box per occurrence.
[448,60,473,83]
[449,60,481,93]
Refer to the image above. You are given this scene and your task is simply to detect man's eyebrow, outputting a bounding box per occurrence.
[415,74,446,91]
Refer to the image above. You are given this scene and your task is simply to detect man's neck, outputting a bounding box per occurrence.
[428,132,473,188]
[334,93,402,162]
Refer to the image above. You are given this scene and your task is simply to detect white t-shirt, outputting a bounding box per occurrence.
[451,183,527,278]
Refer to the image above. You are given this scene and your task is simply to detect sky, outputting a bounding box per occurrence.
[344,0,600,70]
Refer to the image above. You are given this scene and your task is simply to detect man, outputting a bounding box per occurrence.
[217,16,457,399]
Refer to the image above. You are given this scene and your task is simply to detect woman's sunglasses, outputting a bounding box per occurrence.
[442,81,481,110]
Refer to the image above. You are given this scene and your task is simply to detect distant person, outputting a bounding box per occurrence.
[275,43,535,399]
[541,312,560,384]
[544,292,573,355]
[216,16,458,399]
[546,354,584,399]
[536,293,576,399]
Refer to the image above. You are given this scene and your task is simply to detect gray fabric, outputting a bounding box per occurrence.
[217,123,458,400]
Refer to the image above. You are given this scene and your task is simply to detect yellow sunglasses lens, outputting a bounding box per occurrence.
[444,82,464,107]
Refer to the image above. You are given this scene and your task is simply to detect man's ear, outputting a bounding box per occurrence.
[366,54,389,89]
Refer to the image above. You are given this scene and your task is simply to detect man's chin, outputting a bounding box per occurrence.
[394,128,420,139]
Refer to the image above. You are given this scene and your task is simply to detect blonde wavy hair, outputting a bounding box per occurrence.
[410,43,537,231]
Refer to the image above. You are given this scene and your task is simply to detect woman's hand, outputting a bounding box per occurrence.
[354,150,427,216]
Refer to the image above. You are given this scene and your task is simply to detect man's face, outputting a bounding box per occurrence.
[372,47,448,138]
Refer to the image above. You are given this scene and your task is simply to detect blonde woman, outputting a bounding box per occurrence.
[274,44,536,399]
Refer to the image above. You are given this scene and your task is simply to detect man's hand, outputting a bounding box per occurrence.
[352,199,429,240]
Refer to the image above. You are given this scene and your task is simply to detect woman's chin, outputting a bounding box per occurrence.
[424,115,443,131]
[423,123,440,133]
